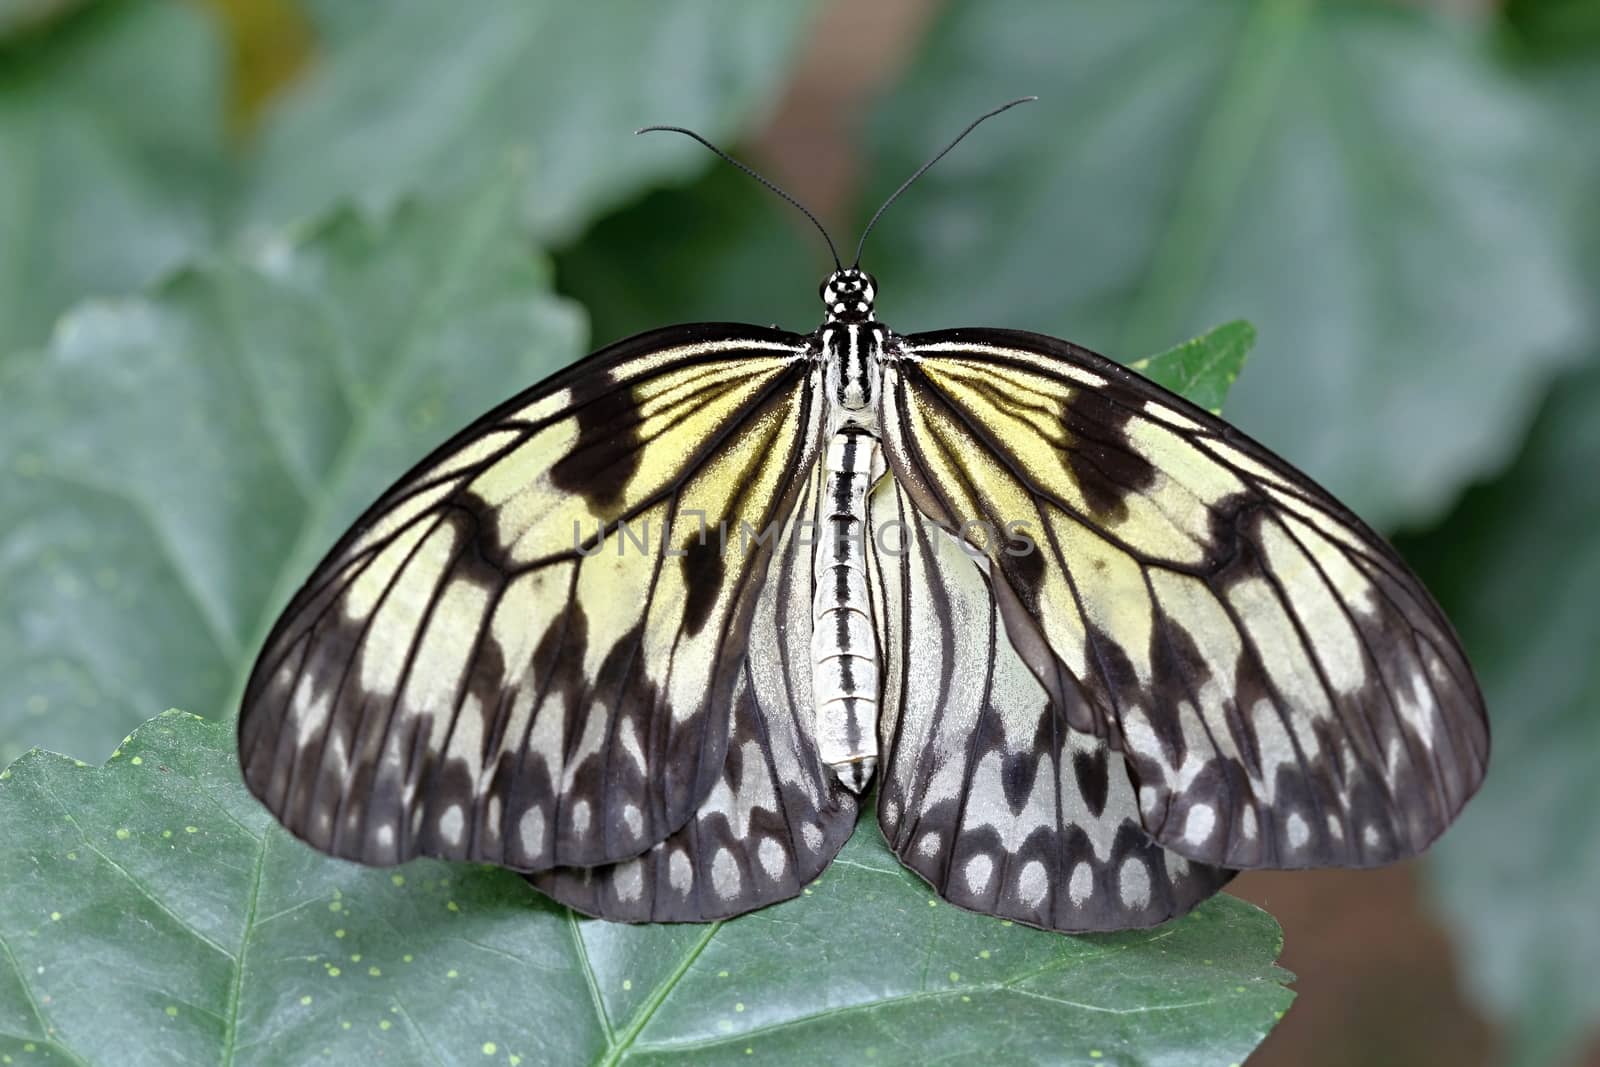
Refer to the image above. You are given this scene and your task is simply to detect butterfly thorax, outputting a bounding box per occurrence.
[819,269,887,436]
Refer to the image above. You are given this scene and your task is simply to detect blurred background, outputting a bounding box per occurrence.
[1,0,1596,1064]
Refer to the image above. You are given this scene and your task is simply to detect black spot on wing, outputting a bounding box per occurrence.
[1060,383,1157,523]
[549,370,641,512]
[680,534,725,638]
[1072,747,1110,818]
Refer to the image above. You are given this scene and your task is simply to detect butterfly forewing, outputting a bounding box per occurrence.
[881,328,1489,871]
[239,324,826,872]
[869,473,1233,931]
[531,465,859,921]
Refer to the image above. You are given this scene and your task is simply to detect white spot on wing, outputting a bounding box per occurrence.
[439,805,464,846]
[1017,860,1048,909]
[1184,803,1216,846]
[1119,857,1152,910]
[518,807,544,859]
[758,837,787,881]
[711,847,742,900]
[1067,862,1093,906]
[668,849,693,892]
[614,859,644,903]
[964,853,994,896]
[1286,811,1310,849]
[1240,805,1258,841]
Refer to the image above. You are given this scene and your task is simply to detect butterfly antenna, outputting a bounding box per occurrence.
[638,125,842,271]
[851,96,1037,268]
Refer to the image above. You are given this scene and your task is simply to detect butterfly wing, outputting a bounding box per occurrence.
[880,328,1488,870]
[239,324,826,872]
[531,466,859,921]
[869,474,1232,931]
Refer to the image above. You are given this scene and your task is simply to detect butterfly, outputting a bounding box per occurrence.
[237,100,1488,933]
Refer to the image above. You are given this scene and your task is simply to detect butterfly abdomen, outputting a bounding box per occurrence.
[811,427,885,793]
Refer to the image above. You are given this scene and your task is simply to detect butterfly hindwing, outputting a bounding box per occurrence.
[531,468,859,921]
[881,328,1488,871]
[238,324,826,872]
[869,474,1232,931]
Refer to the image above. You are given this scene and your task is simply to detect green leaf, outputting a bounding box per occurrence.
[0,711,1294,1065]
[242,0,823,244]
[1131,320,1255,413]
[1400,359,1600,1067]
[862,0,1593,530]
[0,0,227,354]
[0,176,586,766]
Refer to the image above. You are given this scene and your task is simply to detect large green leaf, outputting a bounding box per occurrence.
[0,177,585,766]
[1400,360,1600,1067]
[0,710,1293,1066]
[0,0,227,354]
[242,0,822,244]
[860,0,1593,530]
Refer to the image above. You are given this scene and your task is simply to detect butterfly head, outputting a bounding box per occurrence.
[821,269,877,323]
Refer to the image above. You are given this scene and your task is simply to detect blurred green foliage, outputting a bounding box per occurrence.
[2,0,1598,1064]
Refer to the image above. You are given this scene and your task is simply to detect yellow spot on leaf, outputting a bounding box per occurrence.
[185,826,198,834]
[948,972,960,983]
[447,901,460,912]
[335,929,346,939]
[734,1002,745,1013]
[329,902,342,913]
[979,950,991,959]
[115,829,130,840]
[391,874,405,887]
[403,954,413,963]
[165,1006,178,1017]
[49,912,60,922]
[368,967,381,977]
[379,1020,392,1032]
[482,1043,497,1056]
[447,969,459,979]
[131,756,143,766]
[327,967,341,977]
[621,979,632,991]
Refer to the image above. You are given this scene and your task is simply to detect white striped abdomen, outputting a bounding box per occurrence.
[812,428,883,793]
